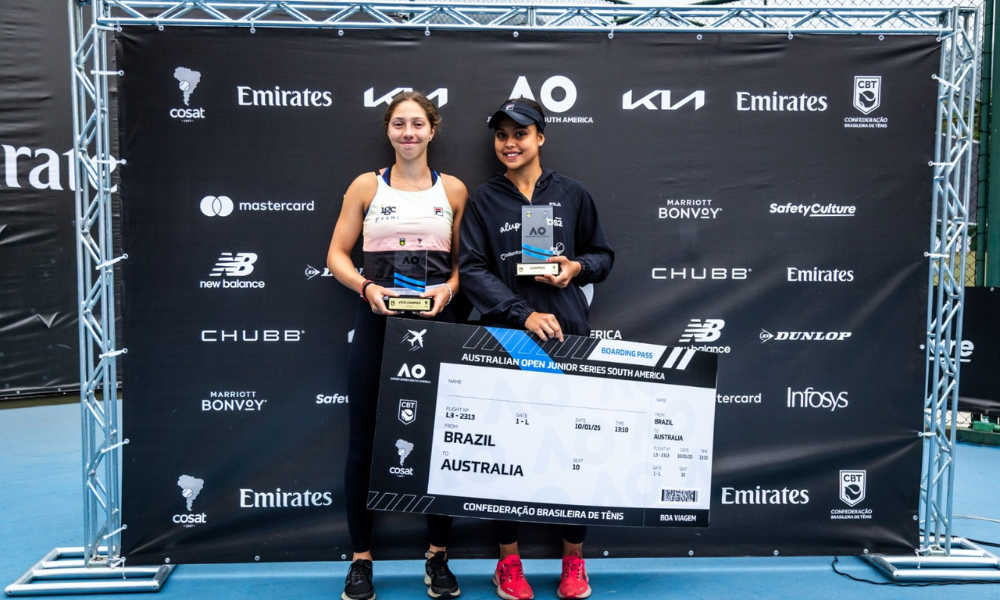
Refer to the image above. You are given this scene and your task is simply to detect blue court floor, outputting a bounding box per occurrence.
[2,403,999,600]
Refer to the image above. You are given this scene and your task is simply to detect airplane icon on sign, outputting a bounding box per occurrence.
[402,329,426,351]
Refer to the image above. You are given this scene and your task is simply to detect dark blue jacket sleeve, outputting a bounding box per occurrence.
[572,187,614,285]
[459,196,535,328]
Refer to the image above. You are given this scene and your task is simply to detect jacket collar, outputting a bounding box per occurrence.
[491,168,555,196]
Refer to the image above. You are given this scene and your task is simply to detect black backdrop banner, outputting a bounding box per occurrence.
[118,27,938,563]
[959,287,1000,414]
[0,1,83,398]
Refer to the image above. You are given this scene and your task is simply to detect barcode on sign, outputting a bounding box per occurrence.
[661,489,697,503]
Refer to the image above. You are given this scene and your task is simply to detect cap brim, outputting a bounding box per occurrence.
[488,109,535,129]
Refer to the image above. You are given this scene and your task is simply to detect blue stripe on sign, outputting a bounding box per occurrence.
[521,243,554,258]
[394,279,425,292]
[394,272,426,286]
[485,327,563,374]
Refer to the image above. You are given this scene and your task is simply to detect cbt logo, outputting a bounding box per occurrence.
[853,76,881,114]
[839,470,866,506]
[509,76,577,113]
[398,399,418,425]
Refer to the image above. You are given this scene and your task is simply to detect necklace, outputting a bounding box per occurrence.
[394,171,431,190]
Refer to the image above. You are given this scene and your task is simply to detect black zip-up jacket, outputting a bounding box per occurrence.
[459,169,614,335]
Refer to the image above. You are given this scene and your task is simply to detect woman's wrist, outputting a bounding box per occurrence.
[360,279,375,300]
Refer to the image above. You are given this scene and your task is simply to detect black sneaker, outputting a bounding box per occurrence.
[343,559,375,600]
[424,551,461,599]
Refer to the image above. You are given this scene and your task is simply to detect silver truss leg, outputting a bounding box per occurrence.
[4,2,174,595]
[5,548,174,597]
[870,6,1000,584]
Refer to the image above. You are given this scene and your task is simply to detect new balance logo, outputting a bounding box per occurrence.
[680,319,725,343]
[210,253,257,277]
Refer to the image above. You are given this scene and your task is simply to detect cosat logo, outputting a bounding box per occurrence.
[680,319,725,343]
[839,470,866,506]
[760,330,851,343]
[200,252,264,289]
[623,90,705,111]
[401,328,426,351]
[853,77,881,114]
[398,399,418,425]
[391,439,415,476]
[171,67,205,121]
[173,474,206,527]
[305,265,333,280]
[200,195,234,217]
[365,87,448,107]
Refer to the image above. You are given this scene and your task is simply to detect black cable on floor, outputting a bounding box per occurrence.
[831,556,1000,586]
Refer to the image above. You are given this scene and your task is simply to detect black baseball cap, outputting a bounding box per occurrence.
[488,100,545,133]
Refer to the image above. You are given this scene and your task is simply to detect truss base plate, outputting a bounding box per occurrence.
[5,548,174,596]
[866,538,1000,582]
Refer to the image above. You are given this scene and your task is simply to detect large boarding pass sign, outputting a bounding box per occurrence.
[370,319,719,527]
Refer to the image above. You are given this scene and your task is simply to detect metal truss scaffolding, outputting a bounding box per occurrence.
[5,0,993,595]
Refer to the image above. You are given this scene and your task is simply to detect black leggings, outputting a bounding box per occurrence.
[494,521,587,546]
[344,302,454,553]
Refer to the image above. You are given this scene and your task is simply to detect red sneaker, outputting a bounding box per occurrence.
[557,552,591,599]
[493,555,533,600]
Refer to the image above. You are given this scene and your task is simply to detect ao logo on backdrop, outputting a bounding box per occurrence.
[509,76,577,113]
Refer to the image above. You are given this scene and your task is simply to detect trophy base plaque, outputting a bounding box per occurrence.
[387,296,433,311]
[517,263,560,276]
